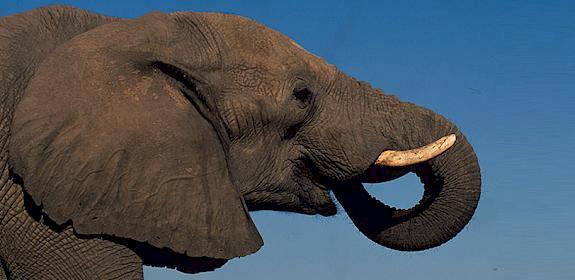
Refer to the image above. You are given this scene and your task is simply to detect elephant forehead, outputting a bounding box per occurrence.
[223,29,296,66]
[200,13,321,68]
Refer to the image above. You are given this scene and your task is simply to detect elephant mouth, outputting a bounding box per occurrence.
[252,134,457,218]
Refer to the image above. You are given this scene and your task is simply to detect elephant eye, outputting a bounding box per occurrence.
[293,87,312,104]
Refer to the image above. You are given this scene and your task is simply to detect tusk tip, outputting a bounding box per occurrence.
[443,134,457,147]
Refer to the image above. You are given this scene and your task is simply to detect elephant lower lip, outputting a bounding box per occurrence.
[306,185,338,217]
[317,201,337,216]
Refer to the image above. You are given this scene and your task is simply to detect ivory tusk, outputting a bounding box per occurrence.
[375,134,456,167]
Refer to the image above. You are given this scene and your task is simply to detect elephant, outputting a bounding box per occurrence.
[0,6,481,279]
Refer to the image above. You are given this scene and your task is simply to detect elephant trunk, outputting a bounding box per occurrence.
[332,93,481,251]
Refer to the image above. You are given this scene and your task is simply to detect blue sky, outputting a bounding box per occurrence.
[2,1,574,279]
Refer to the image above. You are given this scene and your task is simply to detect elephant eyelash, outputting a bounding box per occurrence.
[293,87,313,104]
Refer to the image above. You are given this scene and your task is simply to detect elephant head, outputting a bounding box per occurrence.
[8,9,480,269]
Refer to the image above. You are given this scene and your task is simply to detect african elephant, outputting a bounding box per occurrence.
[0,6,481,279]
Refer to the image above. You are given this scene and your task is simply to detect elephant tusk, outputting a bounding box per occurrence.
[375,134,456,167]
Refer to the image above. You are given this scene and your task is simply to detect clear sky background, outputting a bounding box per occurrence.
[2,1,574,279]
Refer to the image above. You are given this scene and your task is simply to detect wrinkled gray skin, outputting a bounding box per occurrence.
[0,6,480,279]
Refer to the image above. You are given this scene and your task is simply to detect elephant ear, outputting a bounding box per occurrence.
[8,12,262,260]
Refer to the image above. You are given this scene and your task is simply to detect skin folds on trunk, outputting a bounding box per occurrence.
[333,101,481,251]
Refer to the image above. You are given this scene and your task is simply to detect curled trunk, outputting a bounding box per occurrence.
[333,102,481,251]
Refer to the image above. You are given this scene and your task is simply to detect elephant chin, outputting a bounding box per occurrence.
[331,131,481,251]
